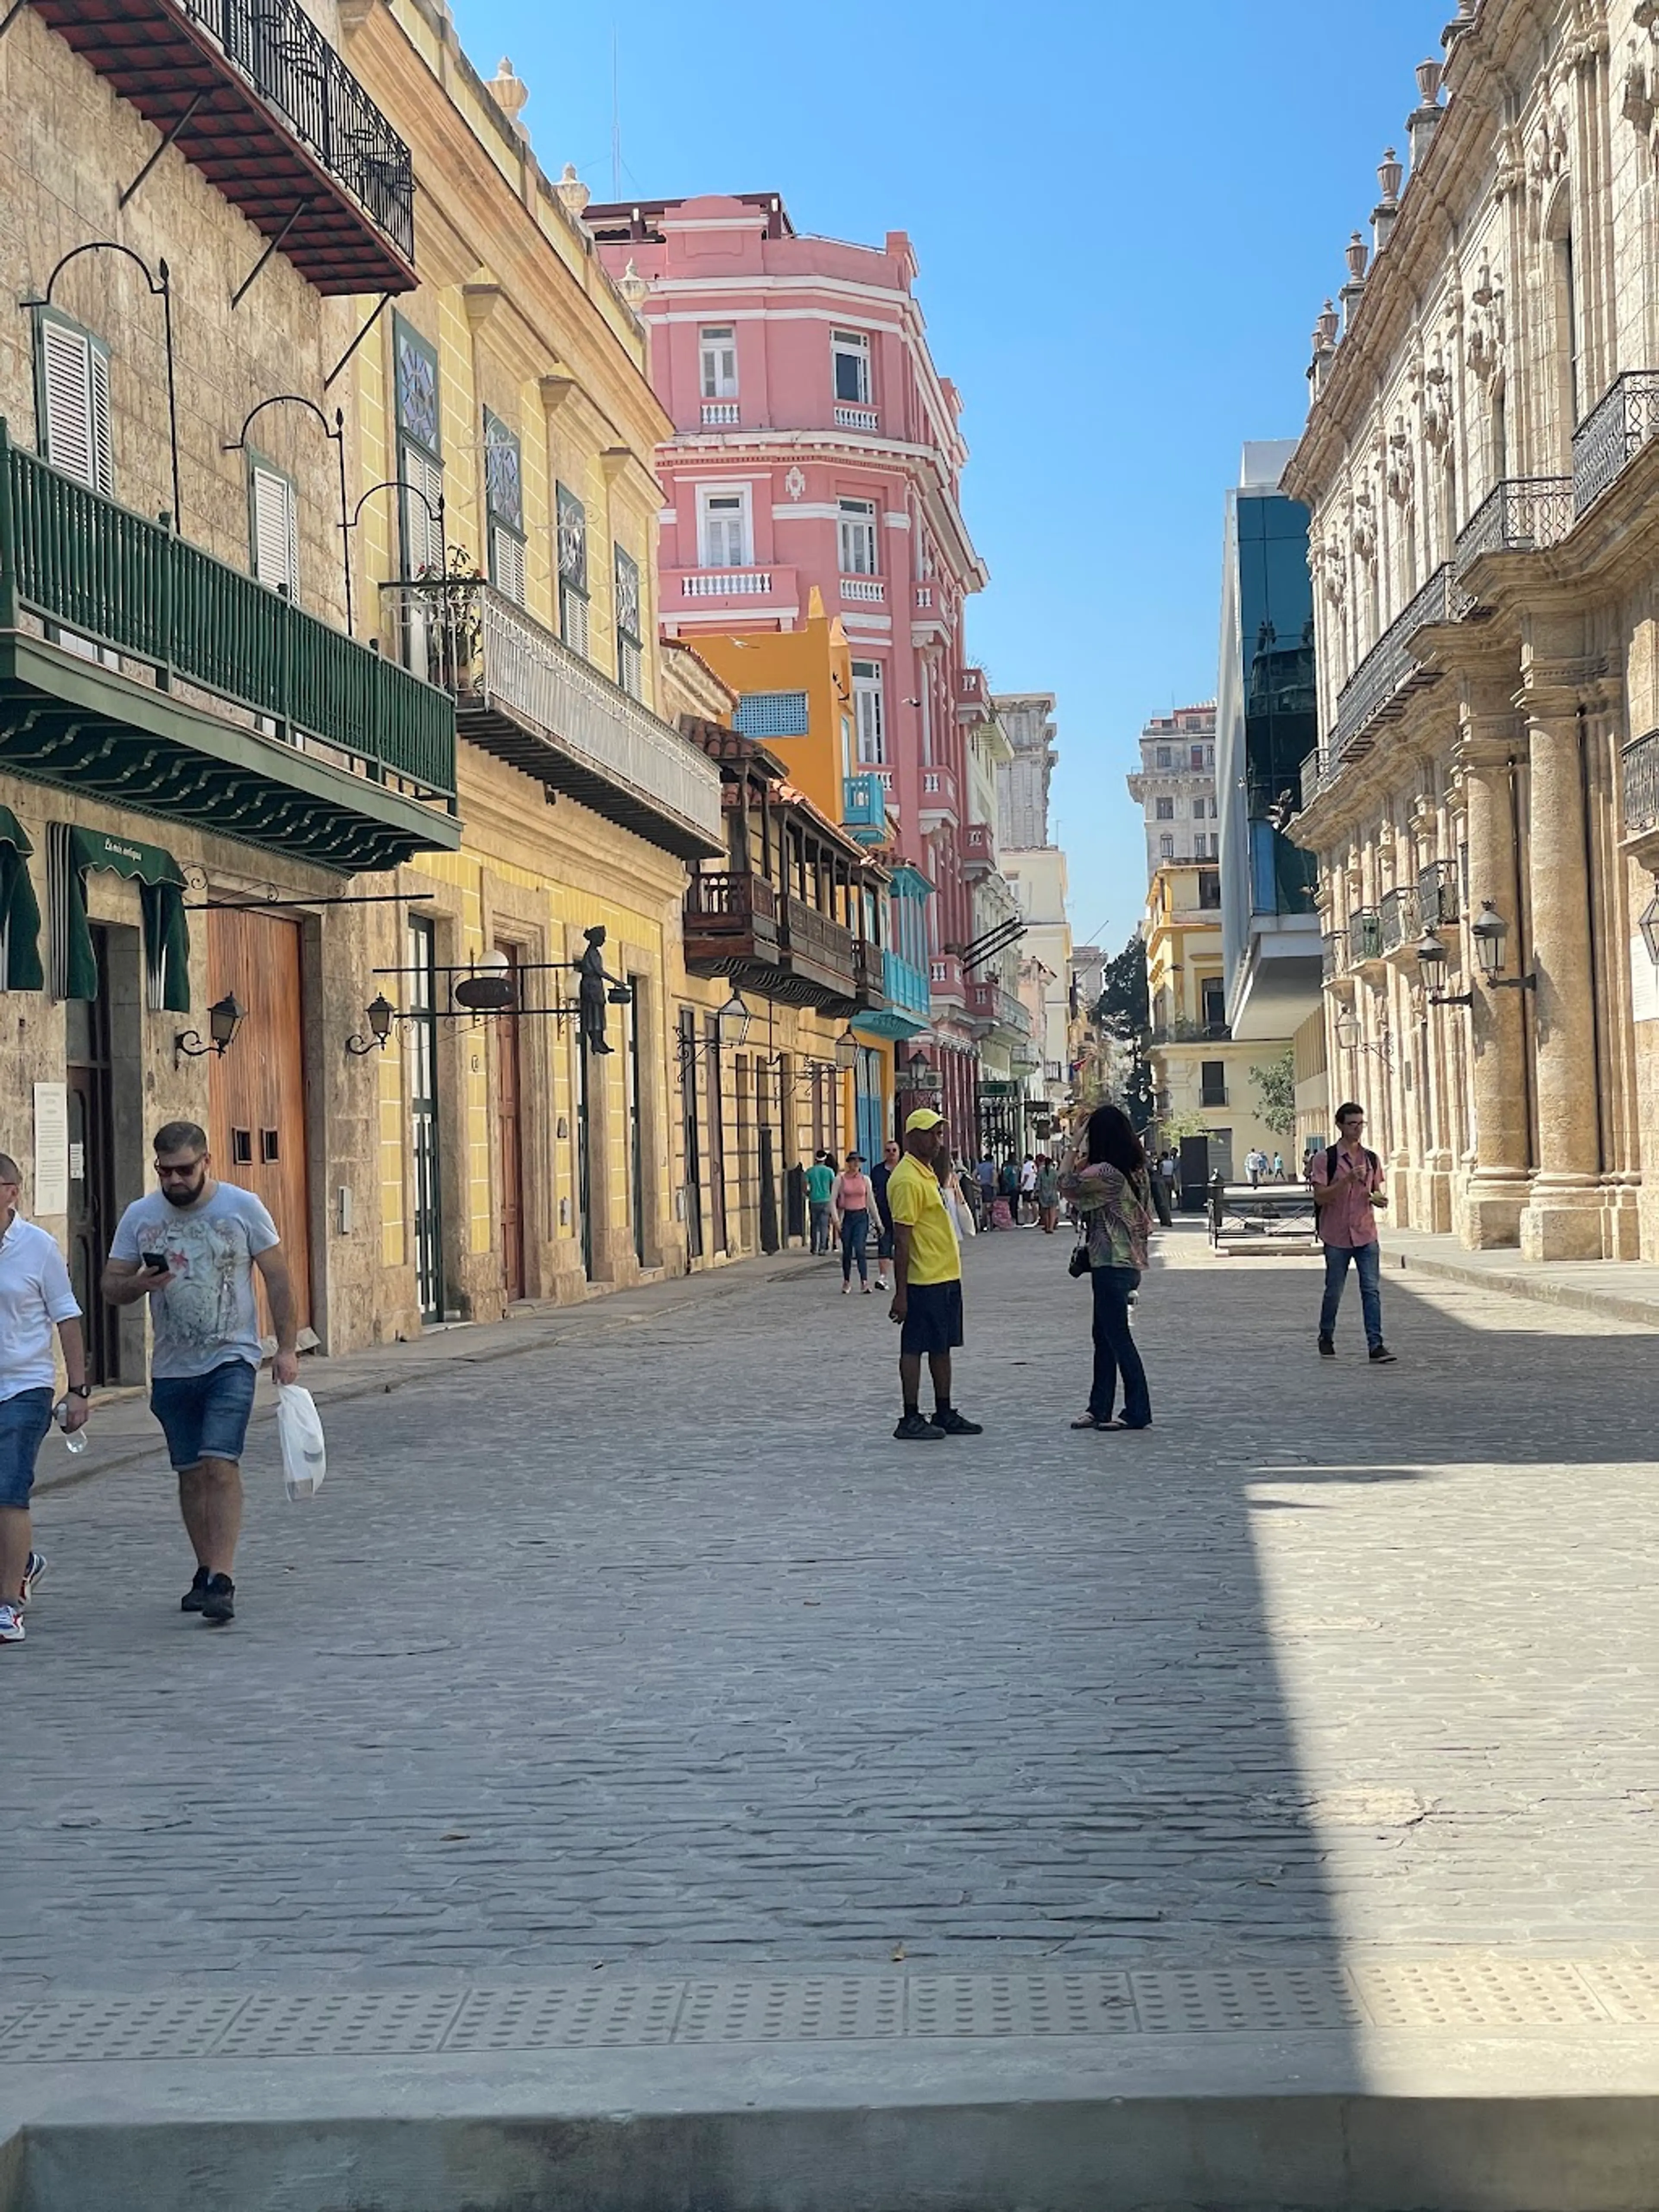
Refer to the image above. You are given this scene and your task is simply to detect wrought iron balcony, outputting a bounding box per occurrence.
[0,426,455,870]
[1455,477,1573,568]
[1573,371,1659,515]
[1348,907,1383,964]
[382,577,722,862]
[1149,1018,1232,1044]
[1623,727,1659,840]
[1417,858,1460,928]
[1332,563,1465,761]
[32,0,417,293]
[1378,885,1421,954]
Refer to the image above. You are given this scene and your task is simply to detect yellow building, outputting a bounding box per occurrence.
[1144,861,1293,1178]
[339,5,730,1321]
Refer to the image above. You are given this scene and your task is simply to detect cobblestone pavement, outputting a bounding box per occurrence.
[5,1222,1656,1990]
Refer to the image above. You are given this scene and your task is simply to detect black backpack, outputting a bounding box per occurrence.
[1315,1143,1379,1185]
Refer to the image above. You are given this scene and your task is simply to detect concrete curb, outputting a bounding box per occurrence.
[5,2030,1659,2212]
[33,1251,822,1499]
[1395,1243,1659,1331]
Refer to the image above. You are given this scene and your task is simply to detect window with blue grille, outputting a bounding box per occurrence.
[734,691,810,738]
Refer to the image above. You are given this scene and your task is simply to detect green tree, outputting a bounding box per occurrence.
[1092,934,1156,1132]
[1249,1046,1297,1139]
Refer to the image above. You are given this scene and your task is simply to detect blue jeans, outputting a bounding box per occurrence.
[1090,1266,1150,1427]
[0,1387,54,1509]
[1320,1241,1382,1349]
[840,1209,870,1283]
[809,1202,832,1254]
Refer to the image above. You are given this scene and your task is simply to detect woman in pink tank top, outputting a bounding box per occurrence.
[830,1155,874,1293]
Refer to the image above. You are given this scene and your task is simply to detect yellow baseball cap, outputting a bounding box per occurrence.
[903,1107,944,1133]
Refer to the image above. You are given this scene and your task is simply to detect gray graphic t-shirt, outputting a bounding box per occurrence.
[110,1183,280,1379]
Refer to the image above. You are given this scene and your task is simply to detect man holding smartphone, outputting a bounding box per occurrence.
[0,1150,89,1645]
[1308,1101,1395,1363]
[102,1120,299,1625]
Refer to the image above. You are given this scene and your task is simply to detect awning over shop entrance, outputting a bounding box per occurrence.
[0,804,43,991]
[51,824,190,1012]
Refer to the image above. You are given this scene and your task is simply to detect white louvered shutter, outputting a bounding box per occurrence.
[252,466,299,601]
[490,525,525,607]
[41,319,113,496]
[402,447,445,575]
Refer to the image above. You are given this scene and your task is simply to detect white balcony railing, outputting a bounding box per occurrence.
[834,405,880,432]
[683,570,773,597]
[700,401,740,427]
[840,577,886,604]
[383,578,721,849]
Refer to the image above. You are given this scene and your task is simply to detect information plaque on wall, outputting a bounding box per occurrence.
[33,1081,69,1217]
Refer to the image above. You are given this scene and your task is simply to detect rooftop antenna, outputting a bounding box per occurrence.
[610,28,622,200]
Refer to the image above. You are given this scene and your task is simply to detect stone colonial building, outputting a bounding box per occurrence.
[1289,0,1659,1263]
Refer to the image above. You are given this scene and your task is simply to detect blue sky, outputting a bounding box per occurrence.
[453,0,1449,954]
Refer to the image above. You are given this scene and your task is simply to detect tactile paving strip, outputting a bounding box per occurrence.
[3,1958,1654,2063]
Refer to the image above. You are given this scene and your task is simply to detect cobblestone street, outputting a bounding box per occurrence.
[6,1222,1656,1992]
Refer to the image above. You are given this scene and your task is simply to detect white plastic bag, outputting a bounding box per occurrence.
[275,1382,326,1501]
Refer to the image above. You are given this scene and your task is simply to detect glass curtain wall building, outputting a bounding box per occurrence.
[1217,443,1321,1040]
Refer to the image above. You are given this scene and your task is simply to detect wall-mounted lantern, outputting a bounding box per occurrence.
[345,993,398,1056]
[175,992,245,1066]
[1470,899,1535,989]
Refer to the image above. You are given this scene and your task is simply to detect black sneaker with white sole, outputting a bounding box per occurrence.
[200,1574,235,1623]
[893,1412,945,1442]
[1369,1343,1398,1364]
[181,1567,211,1614]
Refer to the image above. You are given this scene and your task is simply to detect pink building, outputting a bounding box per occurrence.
[591,192,988,1140]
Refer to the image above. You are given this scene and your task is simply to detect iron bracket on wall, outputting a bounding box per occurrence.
[323,290,393,391]
[119,89,210,210]
[230,199,309,311]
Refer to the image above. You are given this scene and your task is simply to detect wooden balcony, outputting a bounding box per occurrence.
[683,870,860,1012]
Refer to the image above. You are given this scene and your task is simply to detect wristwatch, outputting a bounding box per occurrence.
[65,1383,92,1400]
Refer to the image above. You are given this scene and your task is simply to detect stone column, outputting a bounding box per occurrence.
[1457,731,1531,1246]
[1517,677,1605,1260]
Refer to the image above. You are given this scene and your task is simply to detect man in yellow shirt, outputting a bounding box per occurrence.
[885,1108,983,1442]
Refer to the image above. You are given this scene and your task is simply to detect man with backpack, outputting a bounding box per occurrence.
[1307,1101,1395,1363]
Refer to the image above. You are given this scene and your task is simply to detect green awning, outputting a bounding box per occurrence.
[54,824,190,1012]
[0,805,44,992]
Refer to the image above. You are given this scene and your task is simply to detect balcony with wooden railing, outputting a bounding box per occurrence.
[0,425,456,870]
[31,0,417,293]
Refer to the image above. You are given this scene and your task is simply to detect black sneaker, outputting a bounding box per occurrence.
[1318,1337,1335,1357]
[933,1408,984,1436]
[181,1567,212,1614]
[200,1573,236,1624]
[1369,1343,1398,1364]
[893,1412,945,1442]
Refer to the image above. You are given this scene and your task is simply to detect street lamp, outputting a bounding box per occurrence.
[345,992,398,1056]
[716,988,751,1049]
[1332,1005,1392,1063]
[175,992,245,1065]
[1414,925,1473,1009]
[1640,879,1659,968]
[833,1024,859,1071]
[1470,899,1536,990]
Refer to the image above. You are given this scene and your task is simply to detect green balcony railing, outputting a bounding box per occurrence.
[0,425,455,804]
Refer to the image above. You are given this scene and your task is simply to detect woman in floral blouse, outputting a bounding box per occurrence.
[1058,1104,1156,1432]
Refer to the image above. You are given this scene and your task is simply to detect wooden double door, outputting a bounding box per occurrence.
[207,908,313,1334]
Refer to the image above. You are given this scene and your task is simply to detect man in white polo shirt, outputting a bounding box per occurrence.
[0,1149,89,1645]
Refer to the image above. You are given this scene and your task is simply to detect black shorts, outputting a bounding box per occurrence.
[900,1278,964,1356]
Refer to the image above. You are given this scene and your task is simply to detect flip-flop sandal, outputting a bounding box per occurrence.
[1070,1413,1102,1429]
[1093,1418,1129,1432]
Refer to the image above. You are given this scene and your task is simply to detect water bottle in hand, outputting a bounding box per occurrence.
[54,1398,87,1455]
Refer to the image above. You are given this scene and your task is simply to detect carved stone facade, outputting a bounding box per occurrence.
[1289,0,1659,1264]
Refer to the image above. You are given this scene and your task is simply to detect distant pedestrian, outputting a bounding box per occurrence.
[1035,1154,1062,1233]
[831,1152,874,1295]
[804,1150,835,1254]
[1308,1101,1395,1363]
[1060,1104,1155,1433]
[887,1110,982,1442]
[101,1120,299,1626]
[975,1155,997,1226]
[998,1155,1020,1226]
[1271,1152,1286,1182]
[1018,1154,1038,1224]
[870,1138,900,1290]
[0,1150,89,1646]
[935,1143,976,1247]
[1245,1147,1267,1187]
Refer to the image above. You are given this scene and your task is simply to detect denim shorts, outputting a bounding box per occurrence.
[150,1359,258,1472]
[0,1387,54,1509]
